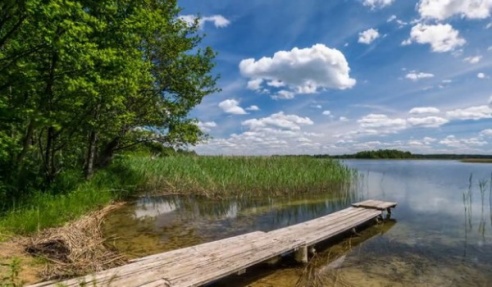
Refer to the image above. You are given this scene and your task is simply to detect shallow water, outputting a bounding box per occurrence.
[103,160,492,286]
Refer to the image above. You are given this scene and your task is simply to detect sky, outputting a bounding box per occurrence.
[178,0,492,155]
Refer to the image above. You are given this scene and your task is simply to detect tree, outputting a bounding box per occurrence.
[0,0,218,199]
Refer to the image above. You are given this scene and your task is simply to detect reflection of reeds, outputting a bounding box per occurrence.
[463,174,473,230]
[478,179,487,237]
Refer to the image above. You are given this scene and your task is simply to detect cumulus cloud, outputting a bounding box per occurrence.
[446,105,492,120]
[245,105,260,111]
[477,72,487,79]
[409,107,441,114]
[239,44,356,99]
[403,23,466,53]
[179,15,230,29]
[197,121,217,132]
[363,0,395,9]
[358,28,380,44]
[218,99,247,115]
[273,90,295,100]
[464,56,482,64]
[405,71,435,81]
[440,135,487,148]
[480,129,492,136]
[387,15,397,22]
[358,114,407,133]
[242,112,313,131]
[322,110,332,116]
[417,0,492,20]
[408,116,448,127]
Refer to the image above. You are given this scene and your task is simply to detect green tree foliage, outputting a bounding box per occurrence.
[0,0,218,203]
[353,149,413,159]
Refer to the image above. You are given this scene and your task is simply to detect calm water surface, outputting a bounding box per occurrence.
[103,160,492,286]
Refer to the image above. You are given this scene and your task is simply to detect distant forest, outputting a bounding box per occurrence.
[314,149,492,160]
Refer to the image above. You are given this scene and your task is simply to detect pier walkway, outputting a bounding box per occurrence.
[30,199,396,287]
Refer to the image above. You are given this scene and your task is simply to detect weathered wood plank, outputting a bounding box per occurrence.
[28,199,396,287]
[352,199,397,210]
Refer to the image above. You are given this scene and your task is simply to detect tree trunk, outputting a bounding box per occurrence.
[16,119,34,165]
[44,126,56,184]
[96,136,120,169]
[84,131,98,179]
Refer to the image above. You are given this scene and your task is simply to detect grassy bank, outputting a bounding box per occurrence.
[0,155,353,235]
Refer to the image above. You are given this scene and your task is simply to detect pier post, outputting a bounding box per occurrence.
[294,245,308,263]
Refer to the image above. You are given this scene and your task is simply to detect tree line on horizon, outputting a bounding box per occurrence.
[314,149,492,160]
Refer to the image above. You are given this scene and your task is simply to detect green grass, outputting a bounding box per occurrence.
[0,155,353,235]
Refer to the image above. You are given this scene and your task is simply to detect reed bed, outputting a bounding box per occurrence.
[128,155,354,197]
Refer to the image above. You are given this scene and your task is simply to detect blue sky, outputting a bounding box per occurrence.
[178,0,492,155]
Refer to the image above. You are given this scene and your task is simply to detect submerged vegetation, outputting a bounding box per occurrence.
[0,156,353,235]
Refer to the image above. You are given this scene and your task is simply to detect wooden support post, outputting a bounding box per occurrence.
[266,255,281,265]
[387,208,392,214]
[294,245,308,264]
[237,269,246,275]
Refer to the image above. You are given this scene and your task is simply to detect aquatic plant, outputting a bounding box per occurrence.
[123,155,354,198]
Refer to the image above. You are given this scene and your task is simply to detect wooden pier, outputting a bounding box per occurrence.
[30,199,396,287]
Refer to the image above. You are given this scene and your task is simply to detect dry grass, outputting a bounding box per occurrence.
[24,202,128,280]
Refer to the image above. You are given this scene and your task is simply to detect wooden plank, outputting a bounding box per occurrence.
[352,200,397,210]
[29,231,268,287]
[28,199,396,287]
[270,209,380,246]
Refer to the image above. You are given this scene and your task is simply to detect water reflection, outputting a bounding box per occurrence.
[103,182,362,258]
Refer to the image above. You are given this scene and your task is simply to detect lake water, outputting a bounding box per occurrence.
[103,160,492,286]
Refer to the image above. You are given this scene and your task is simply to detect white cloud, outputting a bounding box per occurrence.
[417,0,492,20]
[464,56,482,64]
[408,116,449,127]
[387,15,397,22]
[245,105,260,111]
[358,28,380,44]
[440,135,487,148]
[218,99,248,115]
[239,44,356,99]
[405,71,435,81]
[322,110,332,116]
[477,72,487,78]
[339,116,349,122]
[246,78,263,90]
[446,105,492,120]
[358,114,407,133]
[242,112,313,131]
[403,23,466,53]
[363,0,395,9]
[197,121,217,132]
[409,107,441,114]
[179,15,230,29]
[480,129,492,136]
[273,90,295,100]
